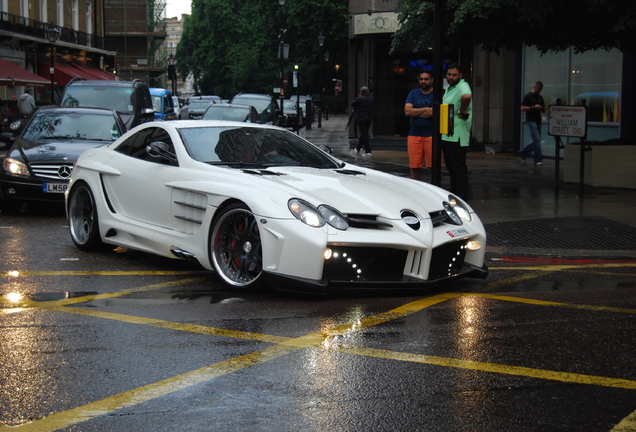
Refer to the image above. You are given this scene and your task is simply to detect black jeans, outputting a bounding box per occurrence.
[357,120,371,153]
[441,140,469,199]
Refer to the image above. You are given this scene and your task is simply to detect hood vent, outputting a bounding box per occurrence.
[242,169,285,176]
[335,169,365,176]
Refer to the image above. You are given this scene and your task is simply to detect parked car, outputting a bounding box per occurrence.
[200,95,223,103]
[202,103,261,123]
[179,100,215,119]
[59,78,154,129]
[172,96,182,118]
[281,99,304,129]
[149,88,177,121]
[230,93,281,126]
[65,120,488,292]
[0,106,126,212]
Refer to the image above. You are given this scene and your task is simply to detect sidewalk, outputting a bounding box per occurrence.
[304,116,636,259]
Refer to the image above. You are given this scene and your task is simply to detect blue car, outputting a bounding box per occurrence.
[149,88,177,121]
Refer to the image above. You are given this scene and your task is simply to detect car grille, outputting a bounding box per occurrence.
[428,240,468,279]
[30,163,73,180]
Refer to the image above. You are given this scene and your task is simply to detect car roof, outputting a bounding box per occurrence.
[232,93,272,100]
[206,103,253,109]
[66,80,143,88]
[35,105,119,115]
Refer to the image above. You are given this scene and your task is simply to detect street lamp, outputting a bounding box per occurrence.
[324,50,330,121]
[167,53,177,96]
[278,0,287,123]
[45,24,60,104]
[317,32,325,128]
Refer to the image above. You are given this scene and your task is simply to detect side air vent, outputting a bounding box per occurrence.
[429,209,454,227]
[346,214,393,229]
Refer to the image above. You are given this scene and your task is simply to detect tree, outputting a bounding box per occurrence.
[176,0,348,99]
[392,0,636,54]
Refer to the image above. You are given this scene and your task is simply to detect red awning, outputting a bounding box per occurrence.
[40,63,120,86]
[40,62,87,86]
[0,58,51,87]
[70,64,119,81]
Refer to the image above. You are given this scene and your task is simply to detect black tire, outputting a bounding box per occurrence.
[68,181,106,251]
[210,203,265,290]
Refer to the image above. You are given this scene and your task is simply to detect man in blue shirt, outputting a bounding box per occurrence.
[405,70,435,180]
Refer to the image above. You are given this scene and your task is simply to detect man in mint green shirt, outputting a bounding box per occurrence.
[442,63,472,200]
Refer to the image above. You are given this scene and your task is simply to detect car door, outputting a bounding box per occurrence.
[102,126,180,228]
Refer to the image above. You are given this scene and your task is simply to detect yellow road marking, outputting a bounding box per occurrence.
[0,271,207,276]
[470,293,636,314]
[0,345,300,432]
[51,306,290,344]
[0,277,208,309]
[2,273,636,430]
[488,263,636,271]
[610,408,636,432]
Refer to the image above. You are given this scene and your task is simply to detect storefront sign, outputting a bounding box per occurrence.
[353,12,401,35]
[548,105,587,138]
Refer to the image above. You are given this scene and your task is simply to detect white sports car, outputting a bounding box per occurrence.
[66,120,488,292]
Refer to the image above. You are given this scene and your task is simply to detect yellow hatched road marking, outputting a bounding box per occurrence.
[2,276,636,430]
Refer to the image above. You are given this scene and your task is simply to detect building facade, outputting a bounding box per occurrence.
[347,0,634,163]
[104,0,166,85]
[1,0,116,106]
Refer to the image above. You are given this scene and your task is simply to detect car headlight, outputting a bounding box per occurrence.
[3,158,29,176]
[448,194,472,222]
[318,205,349,230]
[289,199,326,227]
[288,199,348,230]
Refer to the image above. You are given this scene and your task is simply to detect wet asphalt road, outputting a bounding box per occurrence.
[1,206,636,431]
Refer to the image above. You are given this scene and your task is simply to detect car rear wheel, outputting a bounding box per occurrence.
[210,203,264,290]
[68,181,105,251]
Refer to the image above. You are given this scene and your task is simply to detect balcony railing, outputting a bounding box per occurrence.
[0,11,105,50]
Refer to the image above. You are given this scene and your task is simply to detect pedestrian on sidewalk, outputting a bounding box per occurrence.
[405,69,435,180]
[519,81,545,166]
[442,63,472,200]
[351,86,374,157]
[17,88,36,118]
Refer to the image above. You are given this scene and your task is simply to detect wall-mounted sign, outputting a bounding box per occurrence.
[353,12,401,35]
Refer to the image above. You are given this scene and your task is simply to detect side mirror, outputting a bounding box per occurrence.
[142,107,155,117]
[146,141,177,163]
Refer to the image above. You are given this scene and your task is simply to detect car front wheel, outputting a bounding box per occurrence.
[210,204,264,290]
[68,181,105,251]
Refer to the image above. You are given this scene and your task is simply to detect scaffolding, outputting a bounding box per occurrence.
[104,0,167,84]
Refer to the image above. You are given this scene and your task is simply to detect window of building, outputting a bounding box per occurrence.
[522,46,622,153]
[57,0,64,27]
[39,0,47,22]
[72,0,79,30]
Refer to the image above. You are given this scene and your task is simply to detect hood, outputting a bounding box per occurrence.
[19,94,31,102]
[241,166,448,219]
[12,139,107,164]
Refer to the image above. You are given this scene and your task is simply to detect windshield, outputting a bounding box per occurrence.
[179,126,340,168]
[60,87,135,114]
[22,111,122,142]
[203,106,251,122]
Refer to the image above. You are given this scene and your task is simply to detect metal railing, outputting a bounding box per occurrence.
[0,11,105,49]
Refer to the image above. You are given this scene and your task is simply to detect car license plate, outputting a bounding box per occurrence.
[43,183,68,193]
